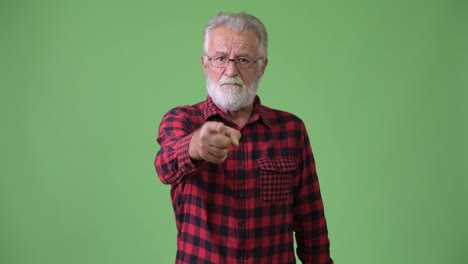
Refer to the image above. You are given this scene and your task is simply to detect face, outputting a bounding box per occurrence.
[202,27,268,112]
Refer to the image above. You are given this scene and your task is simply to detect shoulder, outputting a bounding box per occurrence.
[158,101,206,130]
[163,101,204,119]
[262,105,305,127]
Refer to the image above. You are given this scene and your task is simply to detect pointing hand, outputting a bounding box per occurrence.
[189,121,242,164]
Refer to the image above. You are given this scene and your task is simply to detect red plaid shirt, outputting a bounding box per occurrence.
[155,96,333,264]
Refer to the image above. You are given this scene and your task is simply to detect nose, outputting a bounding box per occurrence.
[224,59,239,77]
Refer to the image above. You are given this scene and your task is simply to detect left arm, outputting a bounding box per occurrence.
[293,122,333,264]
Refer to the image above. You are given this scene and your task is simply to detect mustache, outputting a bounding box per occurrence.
[218,76,244,86]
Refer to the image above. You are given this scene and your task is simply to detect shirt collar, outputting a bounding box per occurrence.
[202,96,271,128]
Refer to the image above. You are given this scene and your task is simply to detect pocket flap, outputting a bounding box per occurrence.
[259,157,296,172]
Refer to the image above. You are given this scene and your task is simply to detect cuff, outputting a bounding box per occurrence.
[176,133,202,175]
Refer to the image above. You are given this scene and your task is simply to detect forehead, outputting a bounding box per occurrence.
[207,27,259,55]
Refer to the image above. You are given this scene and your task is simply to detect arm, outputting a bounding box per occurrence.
[293,122,333,264]
[155,108,200,185]
[155,108,241,185]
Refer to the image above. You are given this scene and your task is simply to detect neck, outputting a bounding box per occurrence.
[220,104,254,128]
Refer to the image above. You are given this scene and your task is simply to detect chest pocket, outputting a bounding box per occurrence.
[259,157,296,203]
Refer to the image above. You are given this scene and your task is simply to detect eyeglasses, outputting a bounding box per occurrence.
[206,55,263,69]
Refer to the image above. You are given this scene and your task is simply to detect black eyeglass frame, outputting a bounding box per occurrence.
[205,55,263,69]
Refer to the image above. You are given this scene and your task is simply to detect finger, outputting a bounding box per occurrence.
[216,122,225,133]
[207,147,229,159]
[205,121,225,134]
[209,133,232,149]
[207,155,228,164]
[206,148,228,163]
[223,127,241,147]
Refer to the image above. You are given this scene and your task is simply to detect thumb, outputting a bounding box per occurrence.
[223,126,242,147]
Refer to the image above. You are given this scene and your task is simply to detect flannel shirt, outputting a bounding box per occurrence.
[155,96,333,264]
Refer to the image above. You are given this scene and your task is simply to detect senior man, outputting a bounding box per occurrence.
[155,12,333,264]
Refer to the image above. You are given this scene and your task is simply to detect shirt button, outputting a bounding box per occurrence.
[239,221,246,228]
[238,191,245,198]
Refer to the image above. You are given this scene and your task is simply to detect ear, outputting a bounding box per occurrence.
[258,58,268,78]
[201,55,208,75]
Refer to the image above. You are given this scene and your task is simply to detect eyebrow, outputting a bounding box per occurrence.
[213,51,228,56]
[235,53,252,57]
[213,52,253,58]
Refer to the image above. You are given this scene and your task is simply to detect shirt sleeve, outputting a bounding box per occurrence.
[154,107,202,185]
[293,122,334,264]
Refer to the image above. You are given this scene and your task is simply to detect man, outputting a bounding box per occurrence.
[155,12,333,264]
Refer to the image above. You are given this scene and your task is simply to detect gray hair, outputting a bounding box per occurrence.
[203,12,268,58]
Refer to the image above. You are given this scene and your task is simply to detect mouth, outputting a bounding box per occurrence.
[221,83,242,87]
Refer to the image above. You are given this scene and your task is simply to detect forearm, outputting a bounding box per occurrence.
[155,132,201,185]
[294,200,333,264]
[293,168,332,263]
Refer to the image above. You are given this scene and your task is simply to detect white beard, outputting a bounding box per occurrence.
[206,75,259,112]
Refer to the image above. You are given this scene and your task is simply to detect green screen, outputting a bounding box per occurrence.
[1,0,466,263]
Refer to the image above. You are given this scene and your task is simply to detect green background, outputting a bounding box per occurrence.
[1,0,466,263]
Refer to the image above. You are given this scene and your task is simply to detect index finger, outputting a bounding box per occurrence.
[223,126,241,147]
